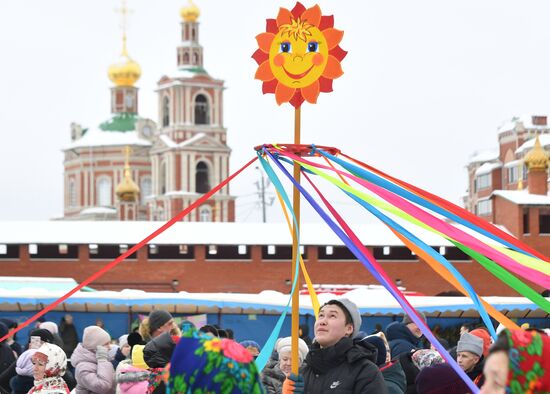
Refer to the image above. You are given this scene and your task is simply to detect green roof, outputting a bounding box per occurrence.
[99,112,140,132]
[179,66,207,74]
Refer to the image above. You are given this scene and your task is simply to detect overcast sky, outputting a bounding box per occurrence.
[1,1,549,223]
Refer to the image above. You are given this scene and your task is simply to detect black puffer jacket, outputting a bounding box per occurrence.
[397,350,420,394]
[143,332,176,368]
[302,337,388,394]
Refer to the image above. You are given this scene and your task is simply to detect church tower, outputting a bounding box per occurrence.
[148,1,235,222]
[62,2,154,220]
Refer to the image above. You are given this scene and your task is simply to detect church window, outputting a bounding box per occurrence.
[193,52,199,64]
[195,161,210,193]
[539,209,550,234]
[183,52,189,63]
[199,206,212,222]
[162,96,170,127]
[68,179,77,207]
[140,176,152,203]
[194,94,209,125]
[97,177,112,206]
[192,28,196,41]
[160,162,167,194]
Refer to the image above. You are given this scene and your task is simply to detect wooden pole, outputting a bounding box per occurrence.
[291,106,301,374]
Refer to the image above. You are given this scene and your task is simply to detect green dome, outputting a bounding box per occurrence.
[99,112,140,132]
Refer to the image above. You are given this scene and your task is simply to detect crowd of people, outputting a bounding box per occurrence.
[0,299,549,393]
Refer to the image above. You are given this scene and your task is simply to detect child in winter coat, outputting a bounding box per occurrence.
[70,326,116,394]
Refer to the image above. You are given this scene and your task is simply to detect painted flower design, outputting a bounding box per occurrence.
[221,338,253,363]
[253,2,346,107]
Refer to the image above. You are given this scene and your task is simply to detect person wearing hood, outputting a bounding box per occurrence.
[28,342,70,394]
[385,313,426,359]
[456,332,485,387]
[261,336,309,394]
[0,321,17,393]
[8,348,37,394]
[284,298,388,393]
[480,329,550,394]
[361,334,406,394]
[70,326,115,394]
[0,318,22,356]
[143,331,178,394]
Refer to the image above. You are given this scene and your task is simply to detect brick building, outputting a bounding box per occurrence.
[62,2,234,222]
[0,221,534,296]
[464,115,550,259]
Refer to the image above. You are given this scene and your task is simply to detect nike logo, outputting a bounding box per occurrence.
[330,381,341,389]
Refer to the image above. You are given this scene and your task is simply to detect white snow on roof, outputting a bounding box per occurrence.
[0,221,455,246]
[64,127,152,150]
[474,161,502,176]
[503,159,523,168]
[498,115,550,133]
[159,133,210,149]
[467,149,498,164]
[80,207,117,215]
[515,134,550,155]
[492,190,550,205]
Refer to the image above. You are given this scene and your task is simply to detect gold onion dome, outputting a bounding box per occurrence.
[524,135,549,170]
[108,39,141,87]
[180,0,200,22]
[116,168,140,202]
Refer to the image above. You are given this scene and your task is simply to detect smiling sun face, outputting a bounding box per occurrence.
[253,2,347,107]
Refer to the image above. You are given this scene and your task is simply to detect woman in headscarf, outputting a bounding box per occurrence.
[28,342,70,394]
[480,329,550,394]
[168,328,265,393]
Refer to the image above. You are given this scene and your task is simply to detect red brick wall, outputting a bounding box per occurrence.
[2,244,542,296]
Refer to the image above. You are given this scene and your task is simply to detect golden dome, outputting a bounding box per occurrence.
[116,146,140,202]
[524,135,549,171]
[180,0,200,22]
[108,38,141,87]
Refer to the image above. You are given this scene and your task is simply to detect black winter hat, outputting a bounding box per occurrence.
[29,328,55,344]
[0,322,8,340]
[148,310,173,335]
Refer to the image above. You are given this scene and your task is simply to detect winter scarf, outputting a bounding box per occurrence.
[505,329,550,394]
[168,328,264,393]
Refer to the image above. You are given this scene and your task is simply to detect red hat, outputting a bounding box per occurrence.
[470,328,491,357]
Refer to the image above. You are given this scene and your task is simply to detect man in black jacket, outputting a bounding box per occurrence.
[285,298,388,393]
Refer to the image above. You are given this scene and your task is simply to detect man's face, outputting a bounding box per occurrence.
[480,350,508,394]
[65,315,73,325]
[156,319,176,337]
[407,322,423,338]
[314,304,353,348]
[457,351,480,372]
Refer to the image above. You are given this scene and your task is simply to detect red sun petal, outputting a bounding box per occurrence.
[301,80,320,104]
[330,45,348,62]
[275,84,296,105]
[302,5,321,27]
[256,32,275,53]
[252,49,268,66]
[319,15,334,30]
[322,55,344,79]
[276,7,293,27]
[255,62,274,82]
[266,19,278,34]
[291,2,306,19]
[319,77,333,93]
[262,79,278,94]
[323,28,344,50]
[289,91,305,108]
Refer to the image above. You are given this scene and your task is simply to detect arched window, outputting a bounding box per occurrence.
[97,177,112,206]
[193,52,199,65]
[183,52,189,63]
[192,28,196,41]
[140,176,152,204]
[160,162,167,195]
[68,179,77,207]
[195,161,210,193]
[194,94,209,125]
[199,206,212,222]
[162,96,170,127]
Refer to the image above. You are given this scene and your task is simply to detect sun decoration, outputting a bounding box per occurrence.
[252,2,347,107]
